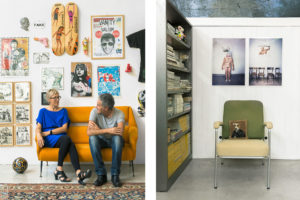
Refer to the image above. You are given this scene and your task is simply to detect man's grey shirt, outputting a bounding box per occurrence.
[89,107,125,139]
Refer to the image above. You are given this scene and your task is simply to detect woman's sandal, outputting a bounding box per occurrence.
[77,169,92,185]
[54,170,71,182]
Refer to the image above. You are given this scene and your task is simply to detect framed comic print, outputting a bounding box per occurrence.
[0,37,29,76]
[15,103,31,124]
[0,125,13,146]
[97,66,120,96]
[0,82,13,102]
[71,62,92,97]
[14,81,31,102]
[41,67,64,91]
[0,104,13,124]
[15,125,31,146]
[91,15,125,59]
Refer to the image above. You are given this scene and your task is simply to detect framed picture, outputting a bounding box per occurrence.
[0,37,29,76]
[229,120,247,139]
[15,103,31,124]
[15,125,31,146]
[97,66,120,96]
[14,81,31,102]
[33,52,50,64]
[41,92,49,105]
[41,67,64,91]
[91,15,125,59]
[212,38,245,85]
[0,104,13,124]
[0,82,13,102]
[71,62,92,97]
[0,126,13,146]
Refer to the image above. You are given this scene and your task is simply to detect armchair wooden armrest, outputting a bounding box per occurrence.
[264,122,273,129]
[214,121,223,129]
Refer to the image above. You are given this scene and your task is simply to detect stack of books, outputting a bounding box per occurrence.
[180,79,192,91]
[167,70,181,91]
[174,94,183,114]
[168,97,174,117]
[167,45,180,67]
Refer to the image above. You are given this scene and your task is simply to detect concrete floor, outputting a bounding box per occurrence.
[0,163,144,184]
[157,159,300,200]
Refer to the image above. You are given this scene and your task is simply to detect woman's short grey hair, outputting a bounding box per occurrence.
[46,89,59,101]
[99,93,115,110]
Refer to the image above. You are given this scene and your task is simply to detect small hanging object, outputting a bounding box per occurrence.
[20,17,30,31]
[82,37,89,56]
[125,64,132,72]
[137,90,145,117]
[34,37,49,48]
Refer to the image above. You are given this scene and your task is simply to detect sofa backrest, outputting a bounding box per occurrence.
[65,106,134,144]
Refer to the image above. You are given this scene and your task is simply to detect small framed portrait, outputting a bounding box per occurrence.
[0,82,13,102]
[0,104,13,124]
[33,52,50,64]
[229,120,248,139]
[0,37,29,76]
[41,92,49,105]
[41,67,64,91]
[15,103,31,124]
[0,126,13,146]
[91,15,125,59]
[15,125,31,146]
[71,62,92,97]
[14,81,31,102]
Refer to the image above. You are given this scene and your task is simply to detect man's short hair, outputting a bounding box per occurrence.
[99,93,115,110]
[101,33,115,44]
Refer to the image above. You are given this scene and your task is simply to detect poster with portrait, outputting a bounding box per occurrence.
[91,15,125,59]
[15,103,31,124]
[212,38,245,85]
[97,66,120,96]
[0,126,13,146]
[41,67,64,91]
[71,62,92,97]
[0,37,29,76]
[14,82,31,102]
[0,82,13,102]
[15,125,31,146]
[0,104,13,124]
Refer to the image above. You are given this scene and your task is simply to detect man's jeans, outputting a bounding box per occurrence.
[89,135,123,176]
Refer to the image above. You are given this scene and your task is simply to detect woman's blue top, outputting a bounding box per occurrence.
[36,108,70,147]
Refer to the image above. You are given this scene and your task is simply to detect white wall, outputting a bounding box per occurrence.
[189,18,300,159]
[0,0,145,164]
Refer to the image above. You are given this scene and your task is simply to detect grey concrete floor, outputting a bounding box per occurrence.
[157,159,300,200]
[0,163,144,184]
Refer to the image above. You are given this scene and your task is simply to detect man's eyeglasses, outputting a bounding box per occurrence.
[50,96,61,100]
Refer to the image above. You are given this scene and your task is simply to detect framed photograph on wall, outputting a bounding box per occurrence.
[14,81,31,102]
[0,126,13,146]
[0,104,13,124]
[97,66,120,96]
[15,103,31,124]
[15,125,31,146]
[71,62,92,97]
[0,37,29,76]
[41,92,49,105]
[41,67,64,91]
[0,82,13,102]
[91,15,125,59]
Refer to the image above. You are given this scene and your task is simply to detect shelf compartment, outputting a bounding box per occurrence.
[167,64,190,73]
[167,89,191,94]
[168,129,190,146]
[168,110,190,120]
[167,31,190,50]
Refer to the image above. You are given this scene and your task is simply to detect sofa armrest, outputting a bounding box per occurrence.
[264,122,273,129]
[214,121,223,129]
[128,126,138,152]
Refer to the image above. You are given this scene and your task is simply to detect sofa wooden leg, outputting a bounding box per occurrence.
[40,161,43,177]
[130,160,135,177]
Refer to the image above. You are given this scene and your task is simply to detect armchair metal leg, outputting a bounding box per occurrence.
[214,156,218,189]
[40,161,43,177]
[130,160,135,177]
[267,157,270,189]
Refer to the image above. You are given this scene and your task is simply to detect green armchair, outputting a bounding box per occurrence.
[214,100,273,189]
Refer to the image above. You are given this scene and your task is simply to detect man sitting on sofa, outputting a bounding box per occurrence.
[87,93,125,187]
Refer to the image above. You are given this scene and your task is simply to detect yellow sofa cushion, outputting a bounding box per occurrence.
[217,139,269,157]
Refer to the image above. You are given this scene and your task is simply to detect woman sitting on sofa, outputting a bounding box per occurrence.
[35,88,91,185]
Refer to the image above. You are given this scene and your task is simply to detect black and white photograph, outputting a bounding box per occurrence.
[14,82,31,102]
[0,126,13,146]
[0,82,13,102]
[41,92,49,105]
[41,67,64,91]
[15,125,31,146]
[0,104,13,124]
[33,52,50,64]
[15,103,31,124]
[71,62,92,97]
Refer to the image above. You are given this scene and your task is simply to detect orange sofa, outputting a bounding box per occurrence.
[35,106,138,177]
